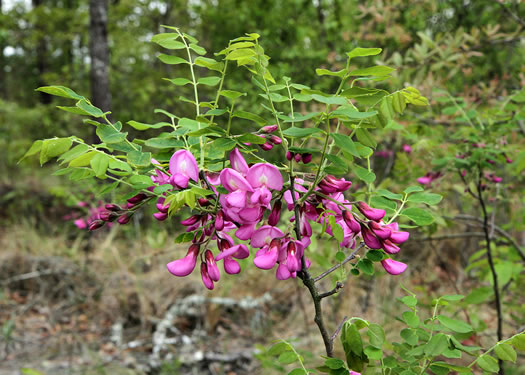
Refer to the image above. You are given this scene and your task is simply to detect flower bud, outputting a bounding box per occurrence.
[269,135,282,145]
[261,124,278,133]
[260,142,274,151]
[357,202,385,222]
[215,210,225,231]
[89,220,105,231]
[205,250,220,282]
[294,153,302,162]
[181,215,200,226]
[302,153,313,164]
[99,211,118,222]
[127,193,148,204]
[286,151,294,161]
[153,212,168,221]
[268,201,282,226]
[105,203,122,212]
[343,211,361,234]
[117,213,132,225]
[198,197,211,206]
[200,263,214,290]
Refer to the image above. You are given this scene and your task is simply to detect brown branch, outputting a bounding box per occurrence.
[330,315,348,342]
[476,169,504,375]
[290,174,334,357]
[452,214,525,262]
[319,282,344,299]
[314,243,365,283]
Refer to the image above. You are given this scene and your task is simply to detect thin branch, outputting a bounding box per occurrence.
[314,243,365,283]
[452,214,525,262]
[493,0,525,27]
[330,315,348,342]
[476,169,504,375]
[290,173,334,357]
[319,282,344,299]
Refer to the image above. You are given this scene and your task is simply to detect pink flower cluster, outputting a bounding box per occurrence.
[85,147,411,288]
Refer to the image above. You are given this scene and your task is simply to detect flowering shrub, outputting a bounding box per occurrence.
[21,26,525,373]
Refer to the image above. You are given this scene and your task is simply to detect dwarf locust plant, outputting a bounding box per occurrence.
[22,26,464,371]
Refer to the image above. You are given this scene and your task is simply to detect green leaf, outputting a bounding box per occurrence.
[233,110,266,125]
[347,47,382,60]
[424,333,448,356]
[189,43,206,55]
[335,251,346,262]
[96,125,128,144]
[151,32,179,43]
[36,85,84,100]
[226,48,256,60]
[494,343,517,362]
[211,138,236,151]
[145,138,184,149]
[436,315,473,333]
[268,341,291,356]
[464,287,493,304]
[278,351,298,365]
[357,259,374,275]
[90,153,110,177]
[198,76,221,86]
[236,134,266,144]
[158,54,188,64]
[331,133,359,157]
[365,250,384,262]
[220,90,246,99]
[402,311,419,328]
[59,144,89,163]
[194,56,224,72]
[76,100,104,117]
[108,158,132,172]
[57,105,92,115]
[440,294,464,301]
[367,324,385,348]
[401,207,434,226]
[127,120,172,131]
[129,175,154,189]
[127,151,151,167]
[329,216,344,243]
[20,369,45,375]
[164,78,193,86]
[400,328,418,346]
[331,107,378,120]
[511,333,525,351]
[311,94,347,105]
[283,127,324,138]
[178,117,202,131]
[364,346,382,360]
[477,355,499,373]
[356,128,377,148]
[407,192,443,205]
[430,362,472,373]
[288,369,307,375]
[400,295,418,307]
[349,66,395,77]
[20,140,43,161]
[325,358,346,369]
[316,68,346,77]
[155,38,185,49]
[353,165,376,184]
[69,151,97,167]
[376,189,403,201]
[404,186,423,194]
[40,138,73,165]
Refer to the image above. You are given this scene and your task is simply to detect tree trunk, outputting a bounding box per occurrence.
[0,0,5,99]
[33,0,51,104]
[89,0,111,113]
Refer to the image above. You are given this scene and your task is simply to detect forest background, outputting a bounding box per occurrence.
[1,0,525,374]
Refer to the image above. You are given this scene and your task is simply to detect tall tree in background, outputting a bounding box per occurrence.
[33,0,51,104]
[0,0,5,99]
[89,0,111,114]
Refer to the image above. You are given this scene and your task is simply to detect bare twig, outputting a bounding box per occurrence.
[330,316,348,342]
[476,169,504,375]
[314,243,365,283]
[290,174,334,357]
[319,282,344,299]
[452,214,525,262]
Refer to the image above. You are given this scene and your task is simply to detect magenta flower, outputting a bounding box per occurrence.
[229,148,249,175]
[357,202,385,222]
[402,144,412,153]
[169,149,199,183]
[167,244,199,277]
[381,258,407,275]
[200,263,214,290]
[319,175,352,193]
[246,163,283,191]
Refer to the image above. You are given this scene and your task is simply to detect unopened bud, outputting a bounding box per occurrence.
[286,151,293,161]
[294,153,302,162]
[302,153,312,164]
[117,214,132,225]
[260,142,274,151]
[89,220,105,231]
[105,203,122,212]
[261,124,278,133]
[269,135,282,145]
